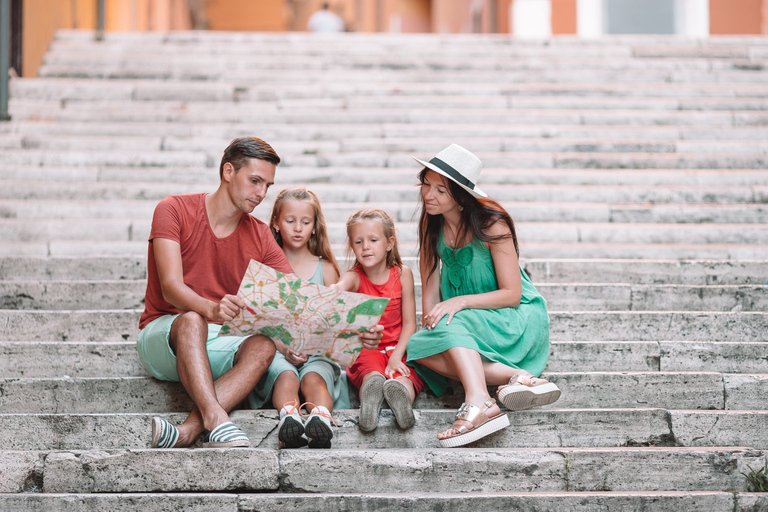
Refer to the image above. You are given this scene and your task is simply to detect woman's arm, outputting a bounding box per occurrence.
[420,248,442,328]
[423,221,522,328]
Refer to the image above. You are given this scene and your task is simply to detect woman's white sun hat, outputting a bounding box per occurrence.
[413,144,487,199]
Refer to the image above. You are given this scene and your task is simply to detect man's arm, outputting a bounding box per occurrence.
[154,237,244,322]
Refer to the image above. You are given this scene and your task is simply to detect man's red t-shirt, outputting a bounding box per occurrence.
[139,193,292,330]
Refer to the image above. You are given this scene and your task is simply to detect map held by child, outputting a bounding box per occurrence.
[220,260,389,367]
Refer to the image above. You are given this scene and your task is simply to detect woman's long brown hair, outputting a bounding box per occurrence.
[417,168,519,280]
[269,187,341,278]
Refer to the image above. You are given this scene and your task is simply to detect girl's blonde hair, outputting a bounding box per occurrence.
[270,187,341,277]
[345,208,403,270]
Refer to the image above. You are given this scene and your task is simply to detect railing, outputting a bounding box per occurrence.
[0,0,10,122]
[96,0,105,41]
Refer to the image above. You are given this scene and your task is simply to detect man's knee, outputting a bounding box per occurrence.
[169,311,207,353]
[234,334,276,366]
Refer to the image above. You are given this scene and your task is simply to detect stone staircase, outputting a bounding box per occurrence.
[1,30,767,510]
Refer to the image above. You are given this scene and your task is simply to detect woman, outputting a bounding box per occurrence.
[406,144,560,448]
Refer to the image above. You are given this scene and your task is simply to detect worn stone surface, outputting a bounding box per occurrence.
[660,342,768,373]
[724,374,768,410]
[565,447,765,492]
[0,492,746,512]
[42,449,280,493]
[278,449,566,493]
[0,452,40,493]
[670,411,768,449]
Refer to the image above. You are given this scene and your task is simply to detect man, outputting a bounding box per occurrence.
[138,137,287,448]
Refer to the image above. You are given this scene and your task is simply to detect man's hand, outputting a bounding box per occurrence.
[358,324,384,350]
[208,294,245,323]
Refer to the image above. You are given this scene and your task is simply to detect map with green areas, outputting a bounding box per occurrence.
[220,260,389,367]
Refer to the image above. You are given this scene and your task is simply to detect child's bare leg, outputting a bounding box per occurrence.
[300,372,334,411]
[272,371,300,409]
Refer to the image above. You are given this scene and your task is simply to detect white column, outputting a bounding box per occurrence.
[675,0,710,37]
[512,0,552,38]
[577,0,604,38]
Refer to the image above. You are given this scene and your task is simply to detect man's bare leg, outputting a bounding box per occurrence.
[168,311,275,446]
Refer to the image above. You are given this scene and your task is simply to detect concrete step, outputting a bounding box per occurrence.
[36,63,768,84]
[11,100,768,127]
[7,119,768,142]
[4,218,768,245]
[0,491,765,511]
[0,372,763,412]
[2,257,764,285]
[4,164,767,190]
[1,408,766,451]
[2,280,765,312]
[4,199,768,225]
[38,50,768,73]
[3,180,765,206]
[4,310,765,343]
[1,447,764,493]
[2,340,766,377]
[7,133,768,155]
[5,240,767,260]
[14,76,768,102]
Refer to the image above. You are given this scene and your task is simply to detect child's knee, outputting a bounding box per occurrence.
[300,371,327,391]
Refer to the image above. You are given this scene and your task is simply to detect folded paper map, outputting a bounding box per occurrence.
[220,260,389,367]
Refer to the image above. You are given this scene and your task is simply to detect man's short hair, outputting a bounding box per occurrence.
[219,137,281,179]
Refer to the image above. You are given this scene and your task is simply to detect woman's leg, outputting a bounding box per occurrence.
[428,347,501,439]
[419,351,536,386]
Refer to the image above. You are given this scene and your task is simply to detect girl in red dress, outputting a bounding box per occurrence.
[334,209,425,432]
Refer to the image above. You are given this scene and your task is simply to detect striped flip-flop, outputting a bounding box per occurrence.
[202,421,250,448]
[151,417,180,449]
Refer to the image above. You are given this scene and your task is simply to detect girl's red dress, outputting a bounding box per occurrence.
[345,265,425,394]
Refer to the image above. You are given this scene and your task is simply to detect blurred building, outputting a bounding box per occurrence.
[12,0,768,77]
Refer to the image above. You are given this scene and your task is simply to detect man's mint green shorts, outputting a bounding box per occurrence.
[137,314,251,382]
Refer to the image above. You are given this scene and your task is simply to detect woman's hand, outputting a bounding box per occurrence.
[285,349,308,367]
[385,356,411,378]
[358,324,384,350]
[423,296,467,329]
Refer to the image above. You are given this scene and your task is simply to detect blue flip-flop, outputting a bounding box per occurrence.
[151,417,179,449]
[202,421,250,448]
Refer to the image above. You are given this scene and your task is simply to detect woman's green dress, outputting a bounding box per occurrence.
[406,230,550,396]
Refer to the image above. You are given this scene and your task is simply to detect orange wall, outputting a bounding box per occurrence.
[22,0,97,77]
[709,0,767,34]
[552,0,577,34]
[205,0,286,31]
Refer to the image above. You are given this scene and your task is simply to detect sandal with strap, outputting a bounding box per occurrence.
[497,374,561,411]
[438,398,510,448]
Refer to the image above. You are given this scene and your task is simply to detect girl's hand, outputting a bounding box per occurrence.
[285,349,308,366]
[385,356,411,378]
[423,296,467,329]
[358,324,383,350]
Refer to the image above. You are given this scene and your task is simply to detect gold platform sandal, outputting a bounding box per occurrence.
[438,398,510,448]
[497,374,561,411]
